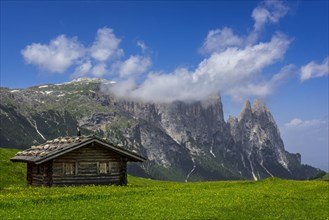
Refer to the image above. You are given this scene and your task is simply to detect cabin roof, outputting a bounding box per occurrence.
[10,135,146,164]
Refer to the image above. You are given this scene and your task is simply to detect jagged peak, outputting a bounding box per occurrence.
[242,100,252,111]
[252,99,268,113]
[238,100,252,121]
[227,115,238,126]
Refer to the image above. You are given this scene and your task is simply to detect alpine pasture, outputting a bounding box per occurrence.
[0,148,328,219]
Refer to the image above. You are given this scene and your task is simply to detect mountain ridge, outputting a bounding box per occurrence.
[0,78,321,181]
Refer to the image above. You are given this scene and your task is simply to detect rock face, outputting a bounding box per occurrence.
[228,100,292,180]
[0,78,320,180]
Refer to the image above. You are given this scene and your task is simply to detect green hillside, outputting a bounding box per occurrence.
[0,148,26,189]
[0,148,328,219]
[316,173,329,181]
[309,171,329,181]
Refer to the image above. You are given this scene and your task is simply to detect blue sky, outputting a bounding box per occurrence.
[1,0,328,171]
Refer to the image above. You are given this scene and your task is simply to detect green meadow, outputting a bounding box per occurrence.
[0,148,328,219]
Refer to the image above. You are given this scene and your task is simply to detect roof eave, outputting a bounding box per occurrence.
[35,139,146,164]
[10,157,38,163]
[10,137,147,164]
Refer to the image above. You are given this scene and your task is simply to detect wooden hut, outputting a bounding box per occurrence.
[10,136,146,187]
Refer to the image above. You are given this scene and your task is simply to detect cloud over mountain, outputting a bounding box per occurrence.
[109,0,292,103]
[21,0,327,104]
[114,55,152,78]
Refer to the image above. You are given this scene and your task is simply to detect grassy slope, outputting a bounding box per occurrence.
[316,173,329,181]
[0,148,26,189]
[0,148,328,219]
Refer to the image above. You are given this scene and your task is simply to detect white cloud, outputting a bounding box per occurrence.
[105,78,137,99]
[110,0,292,103]
[200,27,243,54]
[252,0,289,31]
[196,33,290,85]
[90,27,123,62]
[22,27,153,79]
[91,63,108,77]
[113,55,151,78]
[200,1,290,54]
[284,118,327,128]
[246,0,289,44]
[110,33,291,103]
[110,68,198,102]
[21,35,85,73]
[280,118,328,171]
[22,0,295,104]
[73,61,92,77]
[226,64,295,102]
[137,41,147,52]
[284,118,303,127]
[300,57,329,81]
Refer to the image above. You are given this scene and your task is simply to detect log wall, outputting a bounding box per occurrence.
[51,143,128,186]
[27,161,52,186]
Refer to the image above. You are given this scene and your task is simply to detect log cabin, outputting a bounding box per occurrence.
[10,135,146,187]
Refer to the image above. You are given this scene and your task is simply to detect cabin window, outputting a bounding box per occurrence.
[64,162,75,175]
[99,162,107,174]
[98,162,111,174]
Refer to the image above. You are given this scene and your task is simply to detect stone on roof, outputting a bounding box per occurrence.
[11,135,145,164]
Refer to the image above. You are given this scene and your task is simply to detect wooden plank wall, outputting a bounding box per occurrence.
[27,162,33,186]
[52,143,127,186]
[28,161,52,186]
[120,159,128,185]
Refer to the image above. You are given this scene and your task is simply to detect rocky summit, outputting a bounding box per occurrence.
[0,78,320,181]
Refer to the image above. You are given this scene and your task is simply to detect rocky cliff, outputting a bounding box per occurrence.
[0,78,320,180]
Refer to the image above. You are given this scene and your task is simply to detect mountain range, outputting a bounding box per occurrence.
[0,78,320,181]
